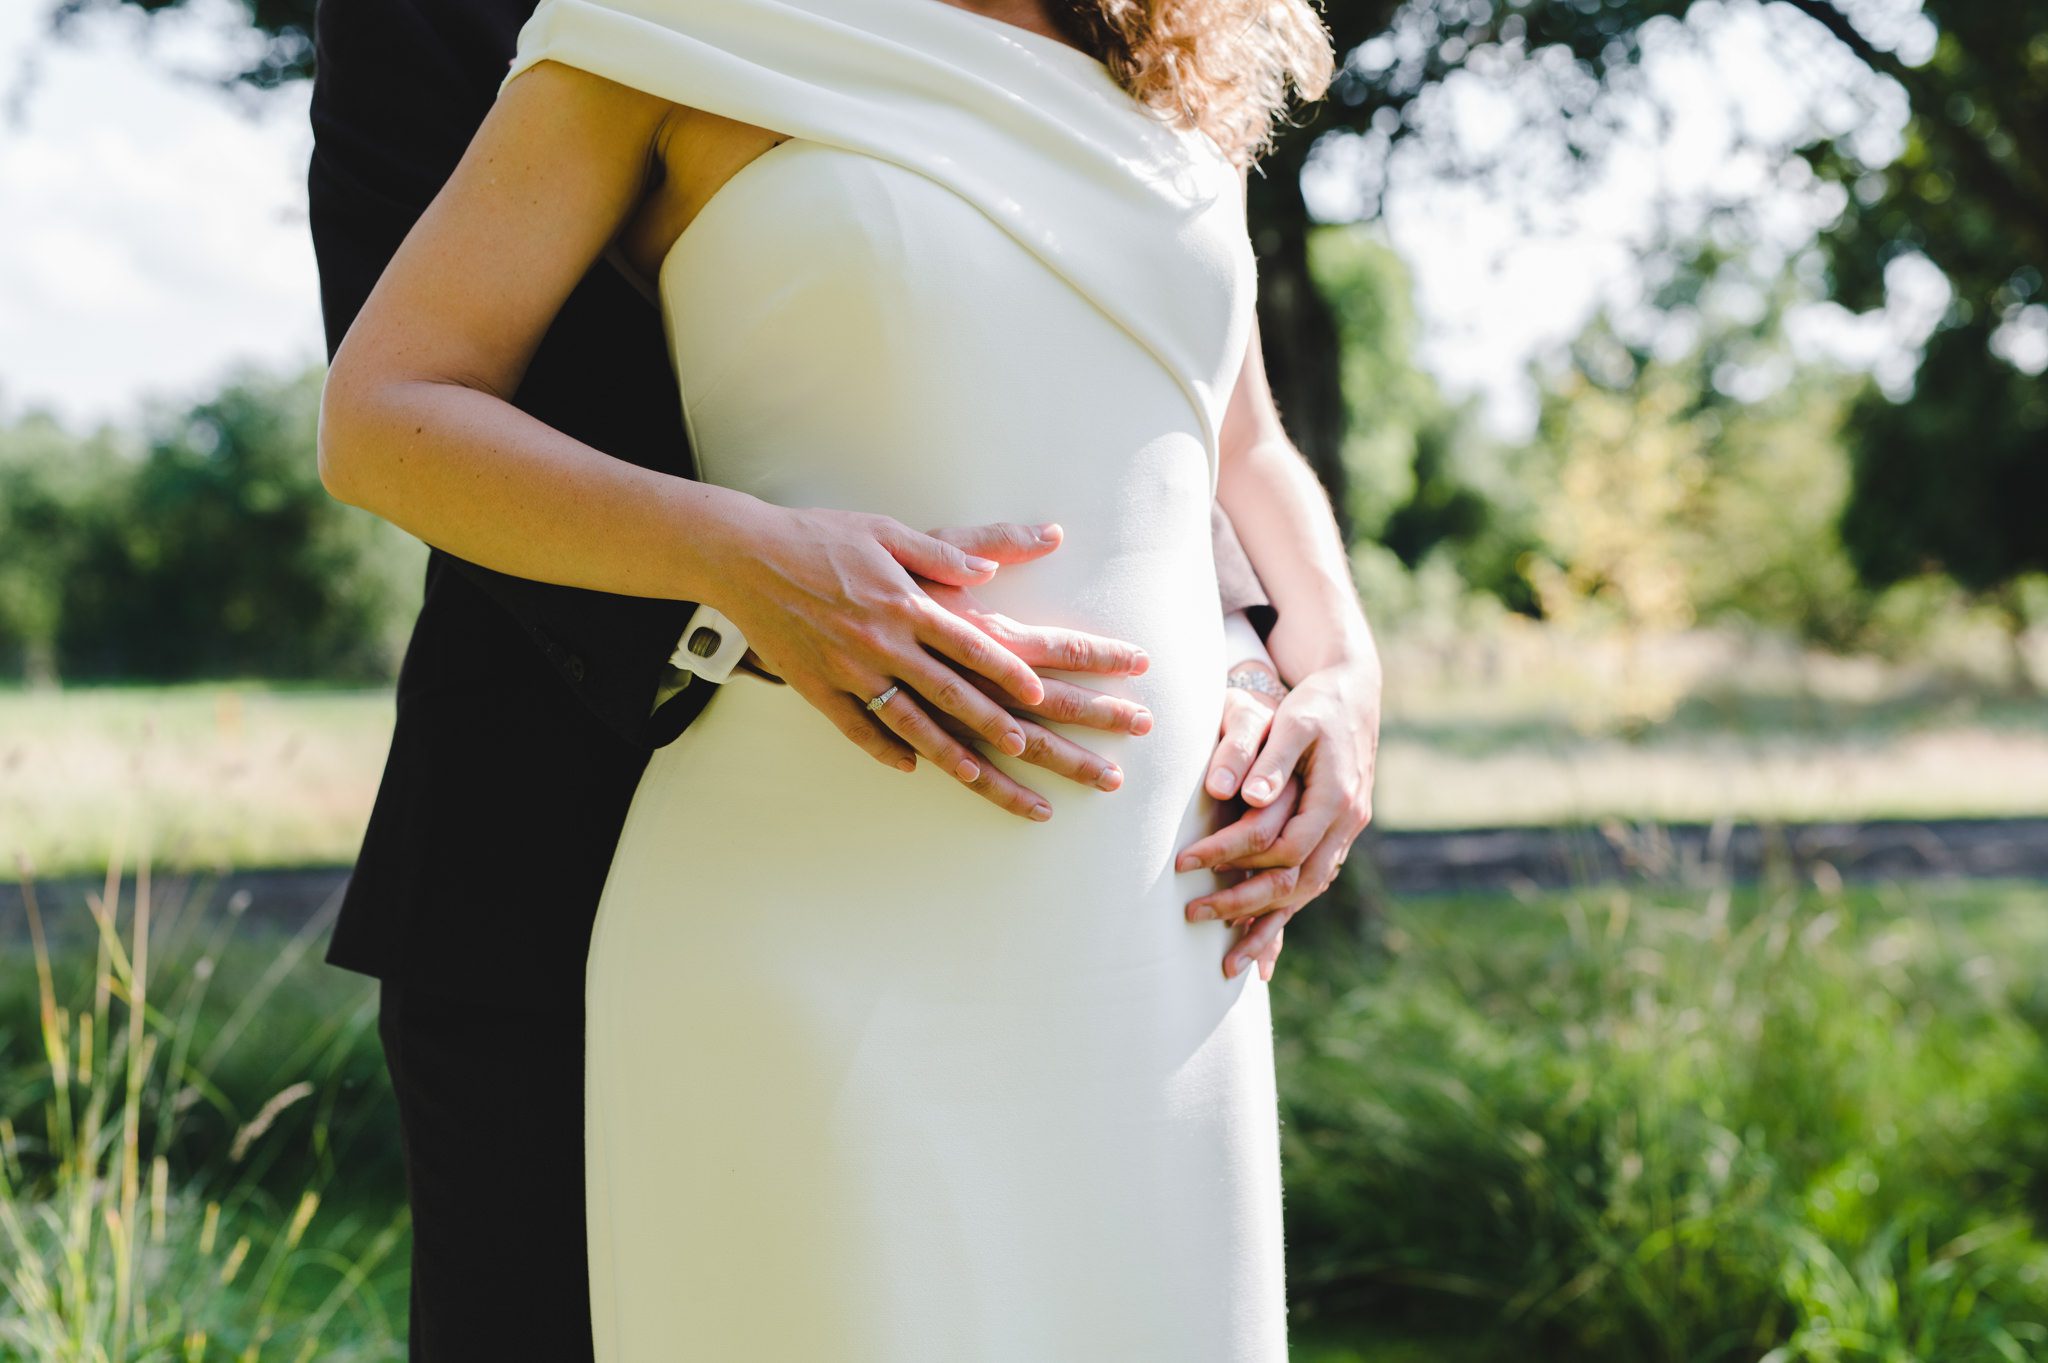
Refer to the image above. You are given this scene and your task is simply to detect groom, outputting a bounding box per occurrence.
[307,0,1378,1355]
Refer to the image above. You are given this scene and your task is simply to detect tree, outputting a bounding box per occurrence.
[59,0,2048,607]
[0,366,422,683]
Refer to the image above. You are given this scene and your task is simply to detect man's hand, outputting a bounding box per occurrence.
[718,511,1150,821]
[1177,654,1381,980]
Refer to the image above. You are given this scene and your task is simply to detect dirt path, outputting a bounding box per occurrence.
[5,817,2044,941]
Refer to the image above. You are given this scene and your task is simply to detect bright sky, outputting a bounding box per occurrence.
[0,0,1948,439]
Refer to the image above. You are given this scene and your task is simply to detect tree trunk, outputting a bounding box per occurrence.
[1248,139,1352,546]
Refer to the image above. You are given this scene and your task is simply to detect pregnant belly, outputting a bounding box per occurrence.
[613,563,1231,995]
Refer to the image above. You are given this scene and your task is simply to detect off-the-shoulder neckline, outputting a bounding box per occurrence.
[927,2,1112,75]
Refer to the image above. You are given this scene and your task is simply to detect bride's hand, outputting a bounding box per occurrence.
[716,506,1149,820]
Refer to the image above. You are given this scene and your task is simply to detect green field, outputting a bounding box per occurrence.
[6,869,2047,1359]
[5,629,2044,876]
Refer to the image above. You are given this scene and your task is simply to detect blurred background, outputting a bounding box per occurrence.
[2,0,2044,1358]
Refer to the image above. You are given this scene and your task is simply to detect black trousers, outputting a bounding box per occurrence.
[377,979,594,1361]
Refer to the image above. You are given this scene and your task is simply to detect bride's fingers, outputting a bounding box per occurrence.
[865,680,1055,820]
[798,676,918,773]
[934,709,1122,793]
[895,652,1033,756]
[864,680,1000,787]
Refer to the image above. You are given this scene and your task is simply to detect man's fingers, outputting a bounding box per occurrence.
[1287,830,1350,912]
[916,606,1046,706]
[971,674,1152,735]
[1230,909,1293,981]
[1205,689,1276,800]
[1253,922,1286,983]
[1184,866,1300,925]
[926,520,1063,565]
[1175,779,1295,872]
[977,615,1149,677]
[1220,779,1340,871]
[877,520,1003,587]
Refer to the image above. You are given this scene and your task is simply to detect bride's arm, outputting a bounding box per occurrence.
[320,60,748,602]
[318,59,1142,817]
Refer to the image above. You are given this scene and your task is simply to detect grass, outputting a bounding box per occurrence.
[0,685,394,877]
[4,626,2045,874]
[5,852,2046,1359]
[0,863,407,1360]
[1277,875,2048,1360]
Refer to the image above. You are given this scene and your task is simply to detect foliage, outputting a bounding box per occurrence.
[10,860,2046,1360]
[0,864,405,1360]
[1519,311,1870,648]
[0,418,128,687]
[0,367,423,686]
[1793,1,2048,608]
[1277,879,2048,1361]
[1308,224,1541,615]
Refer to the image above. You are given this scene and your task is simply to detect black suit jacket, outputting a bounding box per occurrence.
[307,0,1275,1010]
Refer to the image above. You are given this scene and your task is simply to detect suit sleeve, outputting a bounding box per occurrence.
[1210,502,1276,642]
[306,0,704,750]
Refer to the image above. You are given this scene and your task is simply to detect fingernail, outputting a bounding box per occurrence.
[897,756,917,773]
[1225,954,1244,978]
[1132,649,1149,672]
[1208,769,1235,796]
[1030,803,1052,822]
[1035,523,1060,543]
[1096,765,1122,791]
[1188,903,1213,921]
[1244,777,1272,801]
[1000,729,1026,756]
[967,555,999,572]
[1131,710,1153,735]
[955,758,980,782]
[1176,853,1198,872]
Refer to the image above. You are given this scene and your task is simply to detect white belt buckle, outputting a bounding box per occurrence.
[669,603,750,683]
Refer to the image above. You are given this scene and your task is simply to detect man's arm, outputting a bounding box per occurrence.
[307,0,708,750]
[1212,503,1278,644]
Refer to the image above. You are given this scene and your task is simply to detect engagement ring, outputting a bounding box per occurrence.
[865,683,901,712]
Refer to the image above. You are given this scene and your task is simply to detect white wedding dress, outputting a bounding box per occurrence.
[500,2,1284,1356]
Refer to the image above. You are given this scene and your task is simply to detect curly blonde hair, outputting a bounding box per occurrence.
[1054,0,1336,169]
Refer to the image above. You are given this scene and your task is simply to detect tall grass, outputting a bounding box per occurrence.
[0,851,405,1361]
[8,841,2045,1361]
[1279,875,2048,1361]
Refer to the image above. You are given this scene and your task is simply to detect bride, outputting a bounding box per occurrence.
[319,0,1368,1356]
